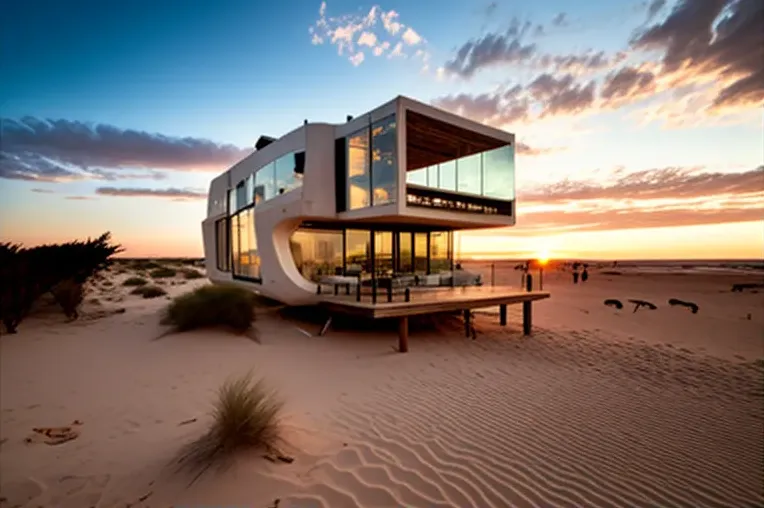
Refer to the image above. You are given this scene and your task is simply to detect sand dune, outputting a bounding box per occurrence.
[1,265,762,507]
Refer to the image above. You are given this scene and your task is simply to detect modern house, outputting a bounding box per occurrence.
[202,95,516,305]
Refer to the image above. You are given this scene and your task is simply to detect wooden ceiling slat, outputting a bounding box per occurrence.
[404,111,508,171]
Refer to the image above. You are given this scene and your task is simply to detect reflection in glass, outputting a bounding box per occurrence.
[438,160,456,191]
[406,168,427,186]
[228,189,236,215]
[274,153,299,195]
[430,231,450,273]
[398,232,413,273]
[457,153,481,195]
[414,232,428,273]
[346,229,371,275]
[235,181,247,211]
[482,145,515,200]
[290,229,343,282]
[255,162,276,203]
[347,128,370,210]
[374,231,393,275]
[215,218,229,272]
[427,165,439,188]
[230,208,260,279]
[371,115,396,206]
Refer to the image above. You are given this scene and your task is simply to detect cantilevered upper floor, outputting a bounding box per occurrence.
[206,95,516,230]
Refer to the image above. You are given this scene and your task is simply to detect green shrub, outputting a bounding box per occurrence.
[182,268,205,280]
[162,285,256,333]
[150,267,177,279]
[123,277,148,287]
[176,371,283,474]
[130,285,167,299]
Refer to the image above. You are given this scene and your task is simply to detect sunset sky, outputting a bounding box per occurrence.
[1,0,762,260]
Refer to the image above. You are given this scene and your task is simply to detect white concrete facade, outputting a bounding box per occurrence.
[202,96,516,304]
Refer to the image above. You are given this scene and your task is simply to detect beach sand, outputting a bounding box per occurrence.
[1,263,762,507]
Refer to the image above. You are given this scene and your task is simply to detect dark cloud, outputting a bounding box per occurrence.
[528,73,596,116]
[600,66,657,105]
[0,116,250,182]
[520,166,764,202]
[631,0,764,109]
[432,86,530,126]
[645,0,667,21]
[30,188,55,194]
[444,19,537,78]
[95,187,206,199]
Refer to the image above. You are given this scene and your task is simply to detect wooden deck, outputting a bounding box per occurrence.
[318,286,551,353]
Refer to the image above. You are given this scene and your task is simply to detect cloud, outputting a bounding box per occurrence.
[516,142,563,157]
[95,187,206,200]
[432,86,530,127]
[0,117,248,182]
[65,196,96,201]
[600,66,657,106]
[309,2,429,67]
[630,0,764,110]
[551,13,568,27]
[30,188,55,193]
[443,19,537,78]
[520,166,764,202]
[644,0,666,21]
[528,73,596,116]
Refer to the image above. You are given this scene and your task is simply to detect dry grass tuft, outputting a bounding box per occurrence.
[175,371,283,482]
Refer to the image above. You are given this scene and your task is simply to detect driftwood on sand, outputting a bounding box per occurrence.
[668,298,699,314]
[604,299,624,310]
[628,299,657,313]
[731,283,764,292]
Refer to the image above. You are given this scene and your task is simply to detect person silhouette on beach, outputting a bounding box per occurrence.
[581,266,589,283]
[572,261,580,284]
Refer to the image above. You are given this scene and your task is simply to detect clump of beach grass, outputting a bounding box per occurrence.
[123,276,148,287]
[161,284,256,333]
[130,285,167,298]
[150,266,177,279]
[175,371,283,482]
[181,268,205,280]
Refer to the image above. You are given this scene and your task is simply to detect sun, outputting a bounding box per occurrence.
[537,248,551,265]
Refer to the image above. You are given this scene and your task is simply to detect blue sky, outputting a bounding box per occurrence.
[1,0,762,258]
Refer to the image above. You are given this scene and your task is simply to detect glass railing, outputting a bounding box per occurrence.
[405,145,515,201]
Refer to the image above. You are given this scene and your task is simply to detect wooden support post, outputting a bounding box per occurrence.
[525,273,533,292]
[356,280,361,302]
[523,301,532,335]
[499,304,507,326]
[404,287,410,302]
[491,263,495,287]
[463,309,471,337]
[398,316,409,353]
[387,282,393,302]
[372,279,377,304]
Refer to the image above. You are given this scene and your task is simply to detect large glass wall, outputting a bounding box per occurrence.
[347,128,371,210]
[371,116,397,206]
[275,152,303,196]
[255,162,276,204]
[405,144,515,200]
[345,229,371,275]
[230,207,260,280]
[346,114,398,210]
[290,227,454,284]
[215,218,229,272]
[290,229,343,282]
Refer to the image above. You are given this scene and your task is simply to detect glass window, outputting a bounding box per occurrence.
[427,165,439,188]
[438,160,456,191]
[235,181,247,210]
[347,128,370,210]
[290,229,343,282]
[228,189,236,215]
[345,229,371,276]
[430,231,450,273]
[414,232,428,273]
[230,208,260,280]
[457,153,482,195]
[374,231,393,276]
[371,115,396,206]
[398,232,413,273]
[215,218,229,272]
[275,153,299,195]
[406,168,427,186]
[255,162,276,204]
[482,145,515,200]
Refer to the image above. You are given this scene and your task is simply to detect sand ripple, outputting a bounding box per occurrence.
[279,330,763,508]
